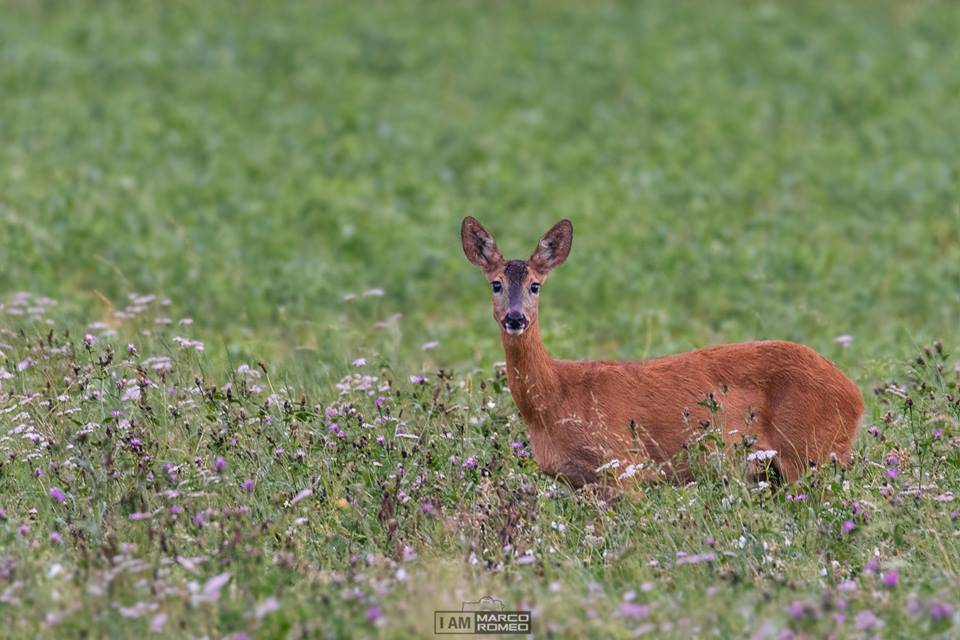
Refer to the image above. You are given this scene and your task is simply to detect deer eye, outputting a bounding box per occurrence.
[530,283,541,294]
[491,281,502,293]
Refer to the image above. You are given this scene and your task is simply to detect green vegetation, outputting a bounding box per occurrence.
[1,1,958,637]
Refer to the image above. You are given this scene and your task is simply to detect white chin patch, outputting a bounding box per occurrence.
[504,327,526,336]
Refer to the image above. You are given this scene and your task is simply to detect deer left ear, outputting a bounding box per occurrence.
[461,216,504,272]
[530,219,573,273]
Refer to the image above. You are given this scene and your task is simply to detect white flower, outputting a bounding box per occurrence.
[746,449,778,462]
[618,464,640,480]
[834,334,853,348]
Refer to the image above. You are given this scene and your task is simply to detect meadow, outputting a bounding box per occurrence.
[1,0,959,637]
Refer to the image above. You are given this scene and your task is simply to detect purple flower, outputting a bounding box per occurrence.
[885,454,899,467]
[788,493,808,502]
[366,606,382,622]
[49,487,66,503]
[786,601,815,620]
[376,435,385,445]
[409,375,427,384]
[242,479,255,492]
[127,343,137,355]
[882,570,899,588]
[49,531,63,545]
[83,334,95,348]
[868,425,880,438]
[128,512,150,521]
[18,523,29,536]
[834,334,853,348]
[461,456,477,469]
[865,557,880,574]
[928,601,954,622]
[932,428,943,439]
[842,520,855,534]
[618,602,650,619]
[887,467,899,479]
[214,456,226,473]
[855,610,882,631]
[375,396,386,409]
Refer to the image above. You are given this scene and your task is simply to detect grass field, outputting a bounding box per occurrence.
[1,1,959,637]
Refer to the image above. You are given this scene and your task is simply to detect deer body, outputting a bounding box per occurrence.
[461,217,863,486]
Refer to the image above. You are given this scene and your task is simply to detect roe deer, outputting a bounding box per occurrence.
[460,216,863,487]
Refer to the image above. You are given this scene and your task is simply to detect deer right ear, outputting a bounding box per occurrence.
[461,216,504,272]
[530,219,573,273]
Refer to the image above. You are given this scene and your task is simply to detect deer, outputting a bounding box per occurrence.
[460,216,863,488]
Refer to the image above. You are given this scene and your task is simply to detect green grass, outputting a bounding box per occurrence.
[1,0,959,637]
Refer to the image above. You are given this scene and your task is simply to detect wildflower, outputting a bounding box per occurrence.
[49,487,66,503]
[366,605,383,622]
[214,456,226,473]
[129,512,150,521]
[149,613,167,632]
[409,375,426,384]
[291,488,312,505]
[854,610,883,631]
[376,436,385,445]
[882,570,899,588]
[676,552,716,566]
[786,601,817,620]
[932,428,943,439]
[865,557,880,574]
[242,479,255,492]
[618,602,650,619]
[928,602,954,622]
[49,531,63,545]
[352,358,367,367]
[202,572,231,602]
[868,425,880,438]
[834,335,853,348]
[421,341,439,351]
[747,449,778,462]
[18,523,29,536]
[127,344,137,355]
[842,520,855,534]
[83,334,95,348]
[887,467,899,479]
[595,459,622,472]
[255,597,280,621]
[462,456,477,469]
[788,493,808,502]
[375,396,386,409]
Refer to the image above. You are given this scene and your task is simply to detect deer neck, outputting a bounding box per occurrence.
[501,321,558,429]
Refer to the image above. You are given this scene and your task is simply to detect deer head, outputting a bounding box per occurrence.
[461,216,573,336]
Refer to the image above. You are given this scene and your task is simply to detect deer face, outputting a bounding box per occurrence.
[461,217,573,337]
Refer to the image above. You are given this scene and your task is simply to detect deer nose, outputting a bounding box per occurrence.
[502,312,528,332]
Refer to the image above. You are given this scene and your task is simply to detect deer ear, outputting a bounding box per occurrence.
[530,219,573,273]
[461,216,504,272]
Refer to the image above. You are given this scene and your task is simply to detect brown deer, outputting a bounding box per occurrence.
[460,216,863,487]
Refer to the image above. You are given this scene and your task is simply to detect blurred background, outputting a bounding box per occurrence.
[2,0,958,383]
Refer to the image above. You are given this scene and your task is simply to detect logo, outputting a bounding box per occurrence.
[434,596,532,635]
